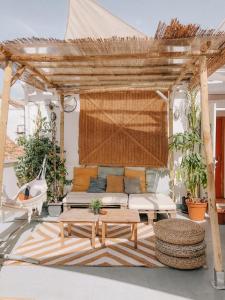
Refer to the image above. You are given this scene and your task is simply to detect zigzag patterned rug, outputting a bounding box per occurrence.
[5,222,164,267]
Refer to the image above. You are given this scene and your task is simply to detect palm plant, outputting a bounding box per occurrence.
[169,89,207,200]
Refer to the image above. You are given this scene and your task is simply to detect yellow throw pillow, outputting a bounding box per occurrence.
[72,167,98,192]
[125,168,146,192]
[106,175,124,193]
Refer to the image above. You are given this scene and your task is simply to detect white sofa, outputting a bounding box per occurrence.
[63,192,128,209]
[129,193,176,223]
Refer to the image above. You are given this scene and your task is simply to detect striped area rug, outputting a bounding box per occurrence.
[5,222,164,267]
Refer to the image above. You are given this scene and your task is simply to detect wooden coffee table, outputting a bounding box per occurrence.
[99,209,140,248]
[58,209,99,248]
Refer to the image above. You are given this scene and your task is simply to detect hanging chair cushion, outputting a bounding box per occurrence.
[18,193,31,201]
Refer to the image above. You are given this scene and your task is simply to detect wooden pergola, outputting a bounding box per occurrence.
[1,20,225,287]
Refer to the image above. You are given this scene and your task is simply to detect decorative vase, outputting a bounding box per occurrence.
[181,196,188,214]
[93,208,100,215]
[186,200,207,221]
[48,202,62,217]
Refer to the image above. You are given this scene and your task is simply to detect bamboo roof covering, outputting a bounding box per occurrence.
[0,19,225,94]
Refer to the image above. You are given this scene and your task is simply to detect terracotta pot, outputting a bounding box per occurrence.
[186,200,207,221]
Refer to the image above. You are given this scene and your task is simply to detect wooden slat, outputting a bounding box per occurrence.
[200,55,223,273]
[61,86,169,95]
[47,74,184,81]
[8,50,220,63]
[0,61,13,203]
[10,65,26,86]
[36,64,184,72]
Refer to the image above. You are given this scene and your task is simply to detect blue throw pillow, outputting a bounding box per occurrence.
[87,177,106,193]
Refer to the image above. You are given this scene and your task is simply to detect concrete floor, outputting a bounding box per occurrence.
[0,213,225,300]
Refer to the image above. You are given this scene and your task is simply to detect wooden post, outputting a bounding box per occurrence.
[0,61,13,206]
[200,56,224,276]
[168,90,175,200]
[60,94,64,161]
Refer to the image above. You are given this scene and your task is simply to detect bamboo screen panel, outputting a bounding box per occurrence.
[79,91,168,167]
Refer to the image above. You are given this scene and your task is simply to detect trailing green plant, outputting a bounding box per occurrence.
[169,89,207,199]
[15,111,71,202]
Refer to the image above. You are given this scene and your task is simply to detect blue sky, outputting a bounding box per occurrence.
[0,0,225,98]
[0,0,224,40]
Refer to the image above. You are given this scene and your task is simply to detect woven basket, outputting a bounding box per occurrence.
[154,219,205,245]
[156,250,206,270]
[155,238,206,258]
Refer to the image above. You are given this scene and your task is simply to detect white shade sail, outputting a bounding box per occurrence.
[65,0,146,39]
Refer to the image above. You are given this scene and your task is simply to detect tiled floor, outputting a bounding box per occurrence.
[0,210,225,300]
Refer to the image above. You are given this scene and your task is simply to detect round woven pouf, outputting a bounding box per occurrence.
[154,219,205,245]
[155,250,206,270]
[155,238,206,258]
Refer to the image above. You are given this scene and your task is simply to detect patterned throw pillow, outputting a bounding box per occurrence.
[106,175,124,193]
[124,177,141,194]
[87,177,107,193]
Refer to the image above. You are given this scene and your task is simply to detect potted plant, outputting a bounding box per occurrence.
[90,199,103,215]
[15,108,71,217]
[169,89,207,221]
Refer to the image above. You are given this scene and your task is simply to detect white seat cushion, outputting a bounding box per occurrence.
[63,192,128,206]
[129,193,176,211]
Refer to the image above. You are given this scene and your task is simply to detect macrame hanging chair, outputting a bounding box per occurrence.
[3,156,48,222]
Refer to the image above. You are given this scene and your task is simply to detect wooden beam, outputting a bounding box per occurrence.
[0,61,13,205]
[53,80,178,88]
[10,65,26,86]
[209,94,225,101]
[36,63,184,70]
[200,55,223,273]
[61,86,169,95]
[9,50,220,63]
[47,74,184,82]
[0,44,54,90]
[57,82,172,92]
[171,60,196,89]
[60,94,64,161]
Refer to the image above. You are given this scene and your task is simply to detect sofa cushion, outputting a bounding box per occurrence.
[64,192,128,206]
[106,175,124,193]
[146,168,170,195]
[87,177,106,193]
[72,167,98,192]
[124,177,141,194]
[125,168,146,192]
[98,166,124,179]
[129,193,176,210]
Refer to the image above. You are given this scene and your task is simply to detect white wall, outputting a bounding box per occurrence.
[64,100,80,179]
[7,106,25,142]
[172,90,188,202]
[3,164,18,199]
